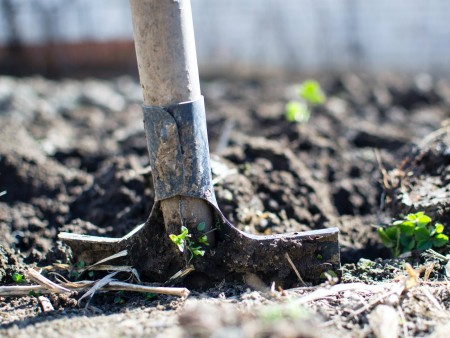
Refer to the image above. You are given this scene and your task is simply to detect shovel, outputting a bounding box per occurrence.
[59,0,340,287]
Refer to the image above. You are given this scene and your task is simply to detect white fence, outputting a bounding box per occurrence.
[1,0,450,74]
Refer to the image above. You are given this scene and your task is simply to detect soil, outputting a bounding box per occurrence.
[1,72,450,337]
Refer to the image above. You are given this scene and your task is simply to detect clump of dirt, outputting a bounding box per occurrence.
[385,126,450,226]
[0,244,21,283]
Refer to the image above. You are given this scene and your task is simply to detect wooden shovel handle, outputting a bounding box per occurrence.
[129,0,214,241]
[129,0,201,106]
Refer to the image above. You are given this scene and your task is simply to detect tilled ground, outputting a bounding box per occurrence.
[1,73,450,337]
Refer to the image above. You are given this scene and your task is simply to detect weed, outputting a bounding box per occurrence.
[378,212,449,257]
[285,101,310,124]
[298,80,326,105]
[28,290,41,297]
[285,80,326,124]
[12,272,23,283]
[144,292,156,300]
[114,291,125,304]
[196,222,206,232]
[169,225,208,262]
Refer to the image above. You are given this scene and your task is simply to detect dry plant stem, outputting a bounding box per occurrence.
[104,281,190,297]
[129,0,214,237]
[290,282,389,304]
[0,282,190,298]
[0,285,53,296]
[25,268,70,294]
[285,253,306,286]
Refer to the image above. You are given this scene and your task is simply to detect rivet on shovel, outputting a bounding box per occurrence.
[59,0,340,287]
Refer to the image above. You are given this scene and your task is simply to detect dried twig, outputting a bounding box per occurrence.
[0,285,53,296]
[25,268,70,293]
[103,281,190,297]
[291,282,389,304]
[78,271,120,306]
[0,279,190,298]
[397,306,409,338]
[285,253,306,286]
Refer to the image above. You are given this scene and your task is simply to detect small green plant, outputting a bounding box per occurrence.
[28,290,41,297]
[12,272,24,283]
[378,212,449,257]
[144,292,156,300]
[285,80,326,123]
[169,224,209,262]
[114,291,125,304]
[298,80,326,105]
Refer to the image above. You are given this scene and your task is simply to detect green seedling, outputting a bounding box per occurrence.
[169,226,189,252]
[298,80,326,105]
[114,291,125,304]
[69,260,87,279]
[378,212,449,257]
[285,101,310,124]
[28,290,41,297]
[169,224,209,262]
[285,79,326,124]
[12,272,24,283]
[144,292,156,300]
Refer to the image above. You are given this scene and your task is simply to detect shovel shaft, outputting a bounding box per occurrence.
[129,0,200,105]
[129,0,214,240]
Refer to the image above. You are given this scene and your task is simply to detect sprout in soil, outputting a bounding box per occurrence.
[12,272,24,283]
[378,212,449,258]
[285,80,326,123]
[169,224,209,262]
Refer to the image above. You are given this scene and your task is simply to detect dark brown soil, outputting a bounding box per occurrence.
[1,73,450,337]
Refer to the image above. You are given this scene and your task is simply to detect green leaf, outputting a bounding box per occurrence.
[414,226,431,241]
[378,228,394,248]
[416,240,433,251]
[399,234,415,252]
[406,212,424,221]
[385,226,400,241]
[398,221,415,236]
[417,214,432,227]
[298,80,326,105]
[180,226,189,239]
[196,222,206,232]
[435,223,444,234]
[284,101,311,124]
[88,271,94,278]
[198,234,209,246]
[169,233,185,252]
[12,272,23,283]
[432,233,449,247]
[191,246,205,257]
[28,290,41,297]
[144,292,156,300]
[77,260,86,269]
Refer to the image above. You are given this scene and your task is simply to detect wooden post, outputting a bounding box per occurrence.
[129,0,214,238]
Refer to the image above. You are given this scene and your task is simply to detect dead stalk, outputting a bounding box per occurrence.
[0,281,190,298]
[285,253,306,286]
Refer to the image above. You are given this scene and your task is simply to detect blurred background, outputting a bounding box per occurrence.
[1,0,450,78]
